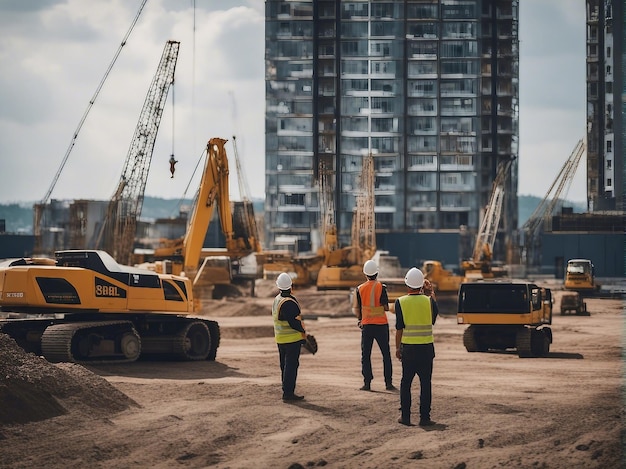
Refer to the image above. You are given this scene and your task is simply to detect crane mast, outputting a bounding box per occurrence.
[521,139,586,266]
[97,40,180,265]
[462,158,513,276]
[351,153,376,260]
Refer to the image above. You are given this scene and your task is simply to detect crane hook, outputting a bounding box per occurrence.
[169,154,178,178]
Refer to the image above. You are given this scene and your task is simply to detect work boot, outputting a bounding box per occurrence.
[398,417,414,426]
[360,381,371,391]
[385,383,397,391]
[282,394,304,402]
[419,418,435,427]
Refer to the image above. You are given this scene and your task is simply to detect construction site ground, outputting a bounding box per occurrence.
[0,282,624,468]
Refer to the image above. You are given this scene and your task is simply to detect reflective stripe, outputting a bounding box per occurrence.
[272,295,303,344]
[358,280,387,325]
[399,294,433,344]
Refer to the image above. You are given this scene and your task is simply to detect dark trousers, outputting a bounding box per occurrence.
[278,341,302,396]
[361,324,393,385]
[400,357,433,422]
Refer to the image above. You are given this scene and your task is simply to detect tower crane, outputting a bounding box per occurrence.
[96,40,180,265]
[33,0,148,254]
[520,138,586,267]
[461,157,514,278]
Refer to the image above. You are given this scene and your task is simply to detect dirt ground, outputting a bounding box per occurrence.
[0,282,624,469]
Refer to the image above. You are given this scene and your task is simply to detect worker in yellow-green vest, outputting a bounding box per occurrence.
[273,272,307,402]
[395,267,438,427]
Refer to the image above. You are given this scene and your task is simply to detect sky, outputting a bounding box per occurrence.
[0,0,587,205]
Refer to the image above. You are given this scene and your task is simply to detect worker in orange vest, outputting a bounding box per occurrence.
[352,259,395,391]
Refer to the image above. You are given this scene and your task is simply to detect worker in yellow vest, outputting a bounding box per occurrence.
[395,267,438,426]
[352,259,395,391]
[273,272,307,402]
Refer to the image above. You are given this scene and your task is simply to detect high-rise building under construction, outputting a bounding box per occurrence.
[586,0,623,211]
[264,1,519,261]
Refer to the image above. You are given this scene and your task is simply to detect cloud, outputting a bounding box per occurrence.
[0,0,266,204]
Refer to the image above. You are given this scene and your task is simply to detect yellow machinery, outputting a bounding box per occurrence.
[141,138,261,297]
[316,154,376,290]
[457,281,553,357]
[460,159,512,279]
[0,250,220,364]
[564,258,600,295]
[421,260,464,294]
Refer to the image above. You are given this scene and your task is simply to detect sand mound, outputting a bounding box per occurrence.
[0,333,137,425]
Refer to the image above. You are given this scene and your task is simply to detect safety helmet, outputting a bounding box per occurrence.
[363,259,379,276]
[404,267,424,289]
[276,272,293,290]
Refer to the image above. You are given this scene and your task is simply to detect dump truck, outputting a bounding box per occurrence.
[457,281,553,358]
[0,250,220,364]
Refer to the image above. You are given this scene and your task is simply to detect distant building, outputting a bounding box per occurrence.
[264,0,520,266]
[586,0,624,211]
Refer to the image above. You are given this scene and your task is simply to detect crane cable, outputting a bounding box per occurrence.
[40,0,149,205]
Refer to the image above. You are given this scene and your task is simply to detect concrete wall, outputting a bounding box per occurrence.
[0,234,35,259]
[541,233,625,278]
[377,232,462,273]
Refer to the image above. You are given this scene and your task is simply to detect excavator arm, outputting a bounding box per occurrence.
[183,138,230,275]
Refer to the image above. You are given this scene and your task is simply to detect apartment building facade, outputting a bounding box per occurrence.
[586,0,624,211]
[265,0,519,263]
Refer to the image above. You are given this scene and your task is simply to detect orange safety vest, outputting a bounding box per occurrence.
[357,280,387,325]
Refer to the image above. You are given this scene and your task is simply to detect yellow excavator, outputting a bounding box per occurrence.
[138,137,261,298]
[0,249,220,363]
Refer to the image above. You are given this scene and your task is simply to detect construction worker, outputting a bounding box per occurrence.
[273,272,306,402]
[352,259,395,391]
[395,267,438,427]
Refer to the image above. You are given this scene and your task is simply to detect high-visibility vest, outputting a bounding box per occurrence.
[272,295,304,344]
[357,280,387,325]
[399,294,433,344]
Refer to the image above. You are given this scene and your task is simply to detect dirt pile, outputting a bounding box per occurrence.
[0,333,137,426]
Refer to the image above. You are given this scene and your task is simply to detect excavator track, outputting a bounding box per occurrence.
[41,321,141,364]
[139,319,220,361]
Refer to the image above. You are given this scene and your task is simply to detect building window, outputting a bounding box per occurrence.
[606,141,612,153]
[607,46,611,58]
[607,159,612,169]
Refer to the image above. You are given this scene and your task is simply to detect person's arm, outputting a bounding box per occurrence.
[352,287,362,319]
[395,329,403,359]
[431,297,438,325]
[380,283,390,312]
[394,300,404,359]
[281,300,306,334]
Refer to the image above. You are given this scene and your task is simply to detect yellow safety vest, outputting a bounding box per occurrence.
[398,294,433,345]
[272,295,304,344]
[357,280,387,325]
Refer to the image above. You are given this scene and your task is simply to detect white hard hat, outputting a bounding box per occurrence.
[276,272,293,290]
[363,259,379,276]
[404,267,424,289]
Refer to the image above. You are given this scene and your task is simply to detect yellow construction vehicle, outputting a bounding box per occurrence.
[564,258,600,295]
[421,260,464,294]
[316,154,376,290]
[457,280,553,358]
[0,250,220,363]
[140,137,261,298]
